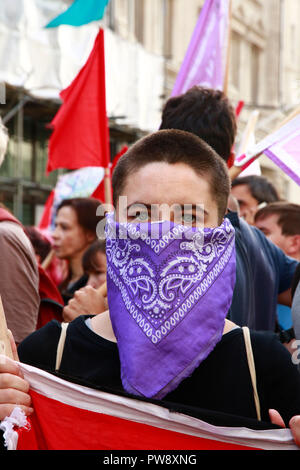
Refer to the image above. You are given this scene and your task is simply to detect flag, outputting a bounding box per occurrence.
[235,100,244,119]
[0,363,297,451]
[91,146,128,202]
[39,167,105,232]
[235,113,300,185]
[265,130,300,186]
[47,29,110,173]
[38,190,55,230]
[171,0,231,97]
[235,110,261,177]
[45,0,110,28]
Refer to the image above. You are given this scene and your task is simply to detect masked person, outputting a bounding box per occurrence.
[62,87,298,335]
[1,130,300,433]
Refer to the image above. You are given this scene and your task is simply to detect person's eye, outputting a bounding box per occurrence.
[182,213,195,224]
[135,211,149,222]
[127,208,149,223]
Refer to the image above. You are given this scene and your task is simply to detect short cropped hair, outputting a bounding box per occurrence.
[255,202,300,236]
[112,129,231,222]
[159,86,237,162]
[231,175,280,204]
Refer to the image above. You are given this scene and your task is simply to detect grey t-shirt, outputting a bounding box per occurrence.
[0,221,39,343]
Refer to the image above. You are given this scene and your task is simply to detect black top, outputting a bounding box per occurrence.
[18,316,300,427]
[60,274,89,305]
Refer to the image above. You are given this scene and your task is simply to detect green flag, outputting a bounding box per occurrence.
[45,0,110,28]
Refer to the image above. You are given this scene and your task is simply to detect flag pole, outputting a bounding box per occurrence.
[100,27,112,206]
[0,296,14,359]
[104,165,112,205]
[223,0,232,96]
[229,110,260,181]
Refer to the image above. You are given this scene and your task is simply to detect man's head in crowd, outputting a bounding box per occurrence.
[255,202,300,260]
[112,129,231,227]
[231,175,280,225]
[159,86,237,167]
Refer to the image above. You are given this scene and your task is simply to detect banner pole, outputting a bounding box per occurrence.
[0,296,14,359]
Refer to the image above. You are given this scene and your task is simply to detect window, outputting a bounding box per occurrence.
[135,0,144,44]
[230,31,241,89]
[164,0,174,58]
[105,0,115,30]
[251,44,260,104]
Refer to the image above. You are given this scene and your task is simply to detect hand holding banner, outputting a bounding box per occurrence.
[0,296,13,360]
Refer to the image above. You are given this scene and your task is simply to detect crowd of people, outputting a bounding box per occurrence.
[1,86,300,448]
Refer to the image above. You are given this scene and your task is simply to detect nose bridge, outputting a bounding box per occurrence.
[52,224,61,239]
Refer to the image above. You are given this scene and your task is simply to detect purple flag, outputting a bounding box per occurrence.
[235,114,300,186]
[172,0,230,97]
[265,130,300,186]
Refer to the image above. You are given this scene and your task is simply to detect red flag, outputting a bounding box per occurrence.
[47,29,110,173]
[91,146,128,202]
[38,190,55,230]
[235,100,244,118]
[2,363,297,451]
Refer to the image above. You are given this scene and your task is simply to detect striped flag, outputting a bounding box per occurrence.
[46,0,110,28]
[265,129,300,186]
[235,113,300,185]
[0,363,297,450]
[38,167,105,232]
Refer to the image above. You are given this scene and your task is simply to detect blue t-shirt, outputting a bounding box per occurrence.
[226,212,298,332]
[277,304,293,330]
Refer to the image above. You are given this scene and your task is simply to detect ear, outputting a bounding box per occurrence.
[227,151,235,169]
[286,234,300,258]
[86,231,96,244]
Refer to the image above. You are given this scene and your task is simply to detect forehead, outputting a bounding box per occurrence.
[231,184,254,200]
[121,162,214,206]
[56,206,77,222]
[256,213,280,229]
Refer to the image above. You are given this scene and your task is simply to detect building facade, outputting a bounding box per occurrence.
[0,0,299,224]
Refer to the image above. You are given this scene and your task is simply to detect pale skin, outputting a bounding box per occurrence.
[255,214,300,261]
[1,162,300,445]
[52,206,96,285]
[231,183,260,226]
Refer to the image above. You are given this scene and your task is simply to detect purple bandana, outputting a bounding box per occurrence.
[105,213,236,399]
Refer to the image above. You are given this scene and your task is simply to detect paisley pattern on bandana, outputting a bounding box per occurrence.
[105,213,236,399]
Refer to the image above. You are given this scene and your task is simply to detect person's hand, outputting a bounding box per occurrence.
[0,330,33,421]
[269,409,300,447]
[283,339,296,356]
[289,416,300,447]
[63,285,107,322]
